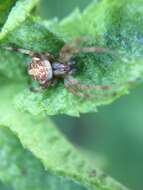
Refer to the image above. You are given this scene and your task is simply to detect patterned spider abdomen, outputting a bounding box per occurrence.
[28,57,53,84]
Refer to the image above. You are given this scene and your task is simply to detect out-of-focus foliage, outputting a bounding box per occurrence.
[0,125,88,190]
[0,181,12,190]
[0,0,40,39]
[0,0,16,28]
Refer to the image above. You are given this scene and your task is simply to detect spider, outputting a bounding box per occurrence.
[3,39,130,98]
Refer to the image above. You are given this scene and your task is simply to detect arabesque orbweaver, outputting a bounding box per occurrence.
[3,37,135,98]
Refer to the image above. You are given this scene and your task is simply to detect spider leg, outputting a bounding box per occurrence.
[66,76,138,92]
[60,43,115,63]
[64,82,92,98]
[65,76,119,91]
[59,35,116,62]
[29,86,44,93]
[65,36,102,47]
[64,78,118,99]
[51,78,58,86]
[4,47,54,62]
[75,47,111,54]
[42,53,56,62]
[29,80,52,93]
[3,47,35,57]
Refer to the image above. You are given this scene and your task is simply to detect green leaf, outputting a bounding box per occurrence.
[0,0,16,28]
[0,1,135,189]
[0,0,40,40]
[0,83,129,190]
[0,48,29,81]
[16,0,143,116]
[0,126,87,190]
[0,83,86,190]
[4,17,64,53]
[1,0,143,116]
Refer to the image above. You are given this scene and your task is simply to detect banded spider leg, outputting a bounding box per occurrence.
[64,75,138,99]
[64,76,118,99]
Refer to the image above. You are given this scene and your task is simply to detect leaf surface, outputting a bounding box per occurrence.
[0,82,129,190]
[12,0,143,116]
[0,0,16,28]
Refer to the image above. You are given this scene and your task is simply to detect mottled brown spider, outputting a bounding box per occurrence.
[3,39,130,98]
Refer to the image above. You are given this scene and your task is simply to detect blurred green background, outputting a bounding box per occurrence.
[39,1,143,190]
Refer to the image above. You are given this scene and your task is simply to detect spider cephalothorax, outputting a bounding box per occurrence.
[3,40,128,98]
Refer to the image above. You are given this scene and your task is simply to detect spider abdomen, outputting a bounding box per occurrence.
[28,57,53,84]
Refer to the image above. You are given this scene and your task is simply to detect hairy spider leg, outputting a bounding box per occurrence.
[64,82,91,98]
[64,36,106,48]
[64,77,118,99]
[29,85,44,93]
[30,80,52,92]
[4,47,35,57]
[4,47,56,63]
[59,35,118,63]
[64,81,118,99]
[65,76,138,94]
[59,44,113,63]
